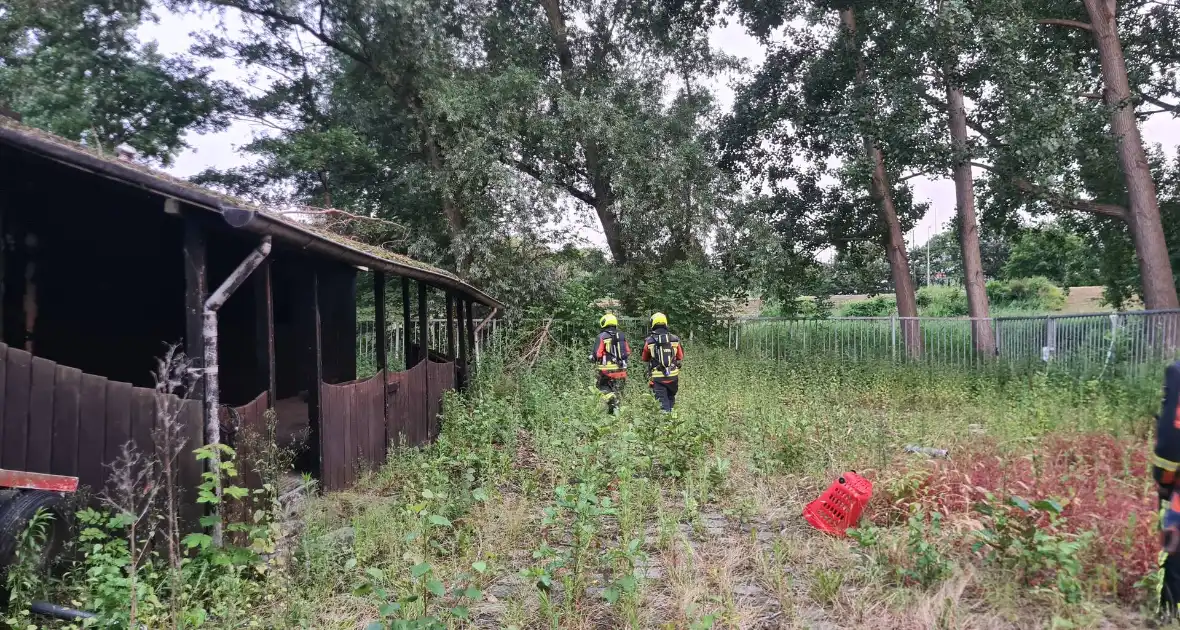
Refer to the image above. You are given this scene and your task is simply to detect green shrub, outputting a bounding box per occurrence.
[986,277,1066,312]
[916,286,969,317]
[760,296,831,318]
[838,296,896,317]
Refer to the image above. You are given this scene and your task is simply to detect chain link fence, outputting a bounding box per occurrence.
[357,310,1180,383]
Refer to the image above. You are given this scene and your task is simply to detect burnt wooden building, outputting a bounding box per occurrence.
[0,118,502,499]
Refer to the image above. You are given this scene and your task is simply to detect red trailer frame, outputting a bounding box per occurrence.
[0,469,79,493]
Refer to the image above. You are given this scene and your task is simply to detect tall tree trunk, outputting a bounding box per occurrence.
[1083,0,1179,311]
[540,0,628,265]
[587,141,628,265]
[841,7,922,357]
[868,143,923,357]
[946,82,997,357]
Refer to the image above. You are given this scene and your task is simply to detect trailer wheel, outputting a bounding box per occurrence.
[0,491,71,597]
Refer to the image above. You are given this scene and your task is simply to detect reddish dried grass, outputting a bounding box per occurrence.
[884,433,1158,601]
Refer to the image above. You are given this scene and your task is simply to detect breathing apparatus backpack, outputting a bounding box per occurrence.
[650,332,676,377]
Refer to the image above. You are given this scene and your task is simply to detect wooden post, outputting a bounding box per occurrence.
[418,281,431,440]
[401,277,412,368]
[307,270,324,476]
[457,299,468,390]
[183,216,207,399]
[254,260,276,406]
[466,300,476,366]
[417,281,429,360]
[445,293,456,360]
[375,272,387,372]
[0,200,6,342]
[374,271,388,453]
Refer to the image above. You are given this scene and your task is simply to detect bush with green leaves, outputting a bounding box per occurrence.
[838,295,897,317]
[986,277,1067,313]
[916,285,969,317]
[972,495,1092,603]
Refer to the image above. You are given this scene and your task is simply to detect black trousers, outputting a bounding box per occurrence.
[596,374,624,412]
[650,378,679,412]
[1164,551,1180,619]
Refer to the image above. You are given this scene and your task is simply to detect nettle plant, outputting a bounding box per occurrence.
[972,494,1092,603]
[354,561,487,629]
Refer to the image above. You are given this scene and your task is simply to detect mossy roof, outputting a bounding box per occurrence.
[0,116,500,308]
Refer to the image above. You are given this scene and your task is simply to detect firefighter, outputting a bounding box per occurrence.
[590,313,630,413]
[1155,360,1180,620]
[641,312,683,413]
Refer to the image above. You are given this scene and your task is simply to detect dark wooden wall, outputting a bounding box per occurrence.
[0,147,186,388]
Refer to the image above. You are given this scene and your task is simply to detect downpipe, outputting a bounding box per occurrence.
[203,236,271,547]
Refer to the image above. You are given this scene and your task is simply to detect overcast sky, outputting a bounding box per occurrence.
[141,8,1180,252]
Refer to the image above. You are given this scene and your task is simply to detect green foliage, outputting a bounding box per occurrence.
[1002,224,1101,288]
[839,296,897,317]
[972,495,1091,603]
[916,285,969,317]
[986,277,1066,312]
[0,0,231,163]
[2,508,54,627]
[898,510,953,588]
[623,260,739,339]
[354,561,486,629]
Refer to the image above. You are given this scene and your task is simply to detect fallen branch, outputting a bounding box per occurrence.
[519,319,555,368]
[277,206,407,232]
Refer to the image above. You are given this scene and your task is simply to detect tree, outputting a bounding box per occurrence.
[1002,222,1102,287]
[921,0,1180,311]
[184,0,737,316]
[724,1,928,356]
[482,0,733,268]
[0,0,232,163]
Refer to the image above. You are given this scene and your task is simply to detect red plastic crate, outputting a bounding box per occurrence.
[803,471,873,537]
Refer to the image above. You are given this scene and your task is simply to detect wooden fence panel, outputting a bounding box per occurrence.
[178,400,205,530]
[0,346,204,520]
[386,369,407,448]
[320,372,386,491]
[2,346,33,471]
[26,356,57,474]
[427,360,455,441]
[103,381,134,491]
[222,392,271,492]
[130,388,155,462]
[0,344,7,431]
[51,365,82,476]
[357,374,386,470]
[400,360,430,447]
[77,372,109,493]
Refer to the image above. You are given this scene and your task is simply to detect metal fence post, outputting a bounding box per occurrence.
[891,315,898,362]
[1043,316,1057,362]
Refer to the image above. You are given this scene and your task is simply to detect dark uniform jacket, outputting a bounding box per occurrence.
[641,327,684,383]
[592,328,630,379]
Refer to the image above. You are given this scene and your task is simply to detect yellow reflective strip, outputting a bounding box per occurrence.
[1156,455,1180,472]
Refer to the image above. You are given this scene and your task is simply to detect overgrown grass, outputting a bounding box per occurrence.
[273,344,1163,629]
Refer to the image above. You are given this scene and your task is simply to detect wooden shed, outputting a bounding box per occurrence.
[0,116,502,500]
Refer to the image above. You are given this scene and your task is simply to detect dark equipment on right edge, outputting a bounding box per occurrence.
[1153,360,1180,621]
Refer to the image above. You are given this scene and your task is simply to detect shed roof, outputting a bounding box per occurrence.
[0,117,503,310]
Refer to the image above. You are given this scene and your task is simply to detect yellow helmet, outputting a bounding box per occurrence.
[599,313,619,329]
[650,312,668,329]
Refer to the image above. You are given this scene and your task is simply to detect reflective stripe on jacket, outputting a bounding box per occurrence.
[593,329,630,378]
[641,328,683,381]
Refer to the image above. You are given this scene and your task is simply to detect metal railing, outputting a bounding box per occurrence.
[356,310,1180,382]
[725,310,1180,381]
